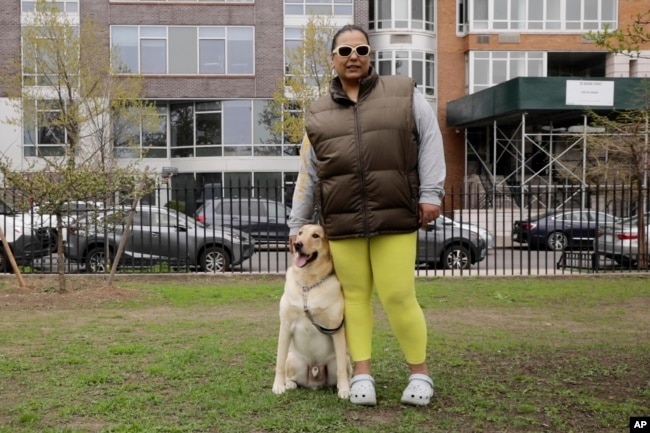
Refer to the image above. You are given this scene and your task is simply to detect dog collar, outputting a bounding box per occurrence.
[300,273,344,335]
[299,272,335,292]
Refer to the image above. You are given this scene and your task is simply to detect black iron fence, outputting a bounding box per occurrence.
[1,183,648,276]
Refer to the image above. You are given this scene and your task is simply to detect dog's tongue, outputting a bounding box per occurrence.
[295,254,310,268]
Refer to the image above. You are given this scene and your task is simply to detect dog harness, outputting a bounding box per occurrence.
[300,273,344,335]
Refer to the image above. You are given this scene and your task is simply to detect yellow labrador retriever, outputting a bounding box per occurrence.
[272,224,351,399]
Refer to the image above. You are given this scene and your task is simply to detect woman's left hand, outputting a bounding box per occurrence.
[418,203,441,229]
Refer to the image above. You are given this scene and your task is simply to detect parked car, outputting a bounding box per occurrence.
[195,198,291,246]
[512,210,620,251]
[0,198,56,272]
[417,216,488,269]
[65,206,255,273]
[593,212,650,267]
[443,215,495,249]
[21,201,105,242]
[195,182,223,212]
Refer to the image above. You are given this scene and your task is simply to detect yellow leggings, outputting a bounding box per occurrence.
[329,232,427,365]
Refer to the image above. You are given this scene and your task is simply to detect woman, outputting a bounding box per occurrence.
[288,24,446,406]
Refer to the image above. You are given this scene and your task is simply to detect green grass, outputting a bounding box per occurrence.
[0,274,648,432]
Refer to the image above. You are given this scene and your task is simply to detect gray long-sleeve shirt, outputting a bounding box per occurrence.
[288,88,446,236]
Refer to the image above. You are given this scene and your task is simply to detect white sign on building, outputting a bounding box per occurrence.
[565,80,615,106]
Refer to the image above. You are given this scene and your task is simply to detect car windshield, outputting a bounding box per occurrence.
[163,209,203,228]
[590,212,618,223]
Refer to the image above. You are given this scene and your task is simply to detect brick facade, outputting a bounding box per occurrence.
[103,1,285,98]
[435,0,650,190]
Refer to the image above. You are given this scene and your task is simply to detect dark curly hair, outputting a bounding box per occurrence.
[330,24,370,53]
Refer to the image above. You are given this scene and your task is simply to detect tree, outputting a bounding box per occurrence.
[261,15,336,148]
[586,9,650,59]
[0,0,158,291]
[584,86,649,270]
[584,13,650,269]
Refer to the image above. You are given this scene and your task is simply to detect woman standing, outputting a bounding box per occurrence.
[288,24,446,406]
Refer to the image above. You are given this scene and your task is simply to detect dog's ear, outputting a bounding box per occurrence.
[319,226,333,261]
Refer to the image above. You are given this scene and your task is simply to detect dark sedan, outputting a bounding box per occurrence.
[513,210,620,251]
[195,198,291,247]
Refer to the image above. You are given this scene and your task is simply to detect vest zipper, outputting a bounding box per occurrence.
[353,104,370,237]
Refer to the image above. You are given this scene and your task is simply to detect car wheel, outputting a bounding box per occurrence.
[546,232,568,251]
[85,247,112,273]
[442,245,472,270]
[200,246,230,272]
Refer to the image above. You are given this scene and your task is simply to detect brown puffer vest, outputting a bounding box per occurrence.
[306,72,420,240]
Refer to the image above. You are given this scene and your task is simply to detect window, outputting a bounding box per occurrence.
[116,100,284,159]
[195,102,222,157]
[111,26,254,75]
[22,0,78,13]
[374,50,436,97]
[140,27,167,74]
[227,28,255,75]
[142,111,167,157]
[369,0,435,31]
[23,100,67,157]
[284,27,302,76]
[199,27,225,74]
[170,101,222,158]
[114,106,167,158]
[224,172,252,198]
[470,51,545,93]
[224,100,252,156]
[22,25,80,86]
[253,100,282,156]
[468,0,617,32]
[285,0,353,16]
[457,0,469,34]
[170,103,197,158]
[254,172,283,201]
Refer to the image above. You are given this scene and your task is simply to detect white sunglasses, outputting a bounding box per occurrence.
[331,44,371,57]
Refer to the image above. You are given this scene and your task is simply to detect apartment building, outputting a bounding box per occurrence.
[440,0,650,209]
[0,1,648,213]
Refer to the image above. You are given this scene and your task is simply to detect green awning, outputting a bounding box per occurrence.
[446,77,650,128]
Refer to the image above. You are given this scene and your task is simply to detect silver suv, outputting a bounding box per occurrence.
[65,206,255,273]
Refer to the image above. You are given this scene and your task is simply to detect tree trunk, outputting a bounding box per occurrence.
[108,167,150,287]
[0,226,26,287]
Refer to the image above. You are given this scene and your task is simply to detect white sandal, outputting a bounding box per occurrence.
[349,374,377,406]
[400,373,434,406]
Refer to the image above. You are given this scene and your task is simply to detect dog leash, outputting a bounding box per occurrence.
[300,273,344,335]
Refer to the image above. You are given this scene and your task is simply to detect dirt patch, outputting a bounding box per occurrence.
[0,279,146,310]
[0,273,286,310]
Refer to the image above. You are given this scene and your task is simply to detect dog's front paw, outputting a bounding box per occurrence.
[272,377,286,395]
[337,383,350,399]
